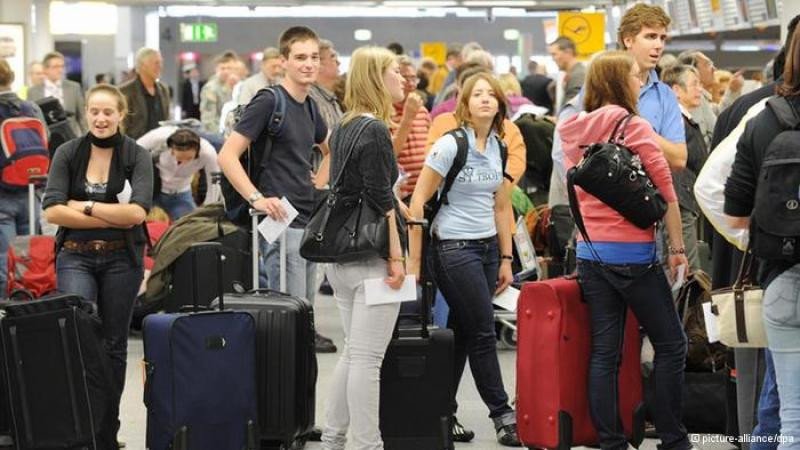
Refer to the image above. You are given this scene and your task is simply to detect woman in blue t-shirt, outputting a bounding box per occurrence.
[408,72,520,447]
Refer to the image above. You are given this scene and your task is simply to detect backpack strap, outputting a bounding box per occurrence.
[766,96,800,130]
[440,128,470,207]
[497,137,513,182]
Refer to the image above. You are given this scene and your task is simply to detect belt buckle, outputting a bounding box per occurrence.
[91,241,104,252]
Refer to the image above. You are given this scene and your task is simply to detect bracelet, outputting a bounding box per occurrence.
[500,254,513,261]
[668,246,686,255]
[387,256,405,263]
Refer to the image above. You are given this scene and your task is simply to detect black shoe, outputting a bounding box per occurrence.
[315,333,337,353]
[496,423,522,447]
[450,416,475,443]
[303,426,322,442]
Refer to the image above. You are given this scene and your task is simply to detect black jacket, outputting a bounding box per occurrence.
[672,113,707,214]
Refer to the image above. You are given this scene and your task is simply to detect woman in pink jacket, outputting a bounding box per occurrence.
[557,51,691,450]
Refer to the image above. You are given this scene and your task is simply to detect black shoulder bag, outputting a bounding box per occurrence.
[567,113,667,231]
[300,117,389,263]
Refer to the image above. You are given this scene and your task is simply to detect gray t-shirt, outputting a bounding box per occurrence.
[425,128,504,240]
[234,86,327,227]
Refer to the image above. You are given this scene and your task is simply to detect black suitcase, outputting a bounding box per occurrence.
[0,294,113,450]
[213,212,317,449]
[379,219,454,450]
[164,225,251,313]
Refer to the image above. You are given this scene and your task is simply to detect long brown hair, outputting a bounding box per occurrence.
[583,51,639,115]
[778,26,800,97]
[454,73,507,137]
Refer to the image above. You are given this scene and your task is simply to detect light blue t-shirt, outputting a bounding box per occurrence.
[426,128,504,240]
[638,69,686,144]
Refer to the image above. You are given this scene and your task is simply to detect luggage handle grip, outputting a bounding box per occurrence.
[189,242,225,312]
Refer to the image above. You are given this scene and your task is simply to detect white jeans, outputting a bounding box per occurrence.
[321,257,401,450]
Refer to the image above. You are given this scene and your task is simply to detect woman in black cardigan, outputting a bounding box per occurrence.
[43,83,153,449]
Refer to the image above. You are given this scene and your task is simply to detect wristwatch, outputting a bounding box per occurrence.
[248,191,264,205]
[83,201,95,216]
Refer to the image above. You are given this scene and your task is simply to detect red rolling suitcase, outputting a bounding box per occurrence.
[516,277,645,450]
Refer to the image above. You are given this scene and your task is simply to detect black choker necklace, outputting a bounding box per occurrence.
[89,131,122,148]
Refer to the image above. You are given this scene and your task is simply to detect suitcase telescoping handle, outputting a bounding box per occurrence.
[406,218,432,338]
[27,175,47,236]
[189,242,225,312]
[249,208,287,292]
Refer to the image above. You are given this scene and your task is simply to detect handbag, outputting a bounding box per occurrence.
[709,249,767,348]
[567,113,667,230]
[300,117,389,263]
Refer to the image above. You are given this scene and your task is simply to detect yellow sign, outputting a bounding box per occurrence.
[557,12,606,57]
[420,42,447,66]
[710,0,721,11]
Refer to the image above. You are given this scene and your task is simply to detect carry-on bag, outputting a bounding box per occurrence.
[6,175,56,300]
[379,219,454,450]
[143,242,258,450]
[516,277,646,450]
[212,211,317,450]
[0,294,114,450]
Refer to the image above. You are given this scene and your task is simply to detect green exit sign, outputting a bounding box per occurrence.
[179,23,218,43]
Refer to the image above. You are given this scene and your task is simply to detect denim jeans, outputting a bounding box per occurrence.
[762,263,800,450]
[752,349,781,450]
[577,259,689,450]
[56,247,144,446]
[431,236,514,423]
[0,190,38,296]
[259,227,317,302]
[321,257,401,450]
[155,190,196,221]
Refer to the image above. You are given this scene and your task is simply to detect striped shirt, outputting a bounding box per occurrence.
[391,103,431,197]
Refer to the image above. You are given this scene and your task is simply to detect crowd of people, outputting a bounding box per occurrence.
[0,4,798,450]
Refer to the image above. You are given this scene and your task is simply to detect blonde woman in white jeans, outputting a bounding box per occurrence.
[320,46,407,450]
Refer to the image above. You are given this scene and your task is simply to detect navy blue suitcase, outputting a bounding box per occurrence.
[143,242,258,450]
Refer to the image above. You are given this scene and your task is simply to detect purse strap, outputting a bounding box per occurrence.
[733,243,755,290]
[329,117,376,193]
[608,113,635,144]
[309,117,375,243]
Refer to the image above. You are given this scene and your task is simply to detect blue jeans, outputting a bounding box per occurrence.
[56,247,144,444]
[0,190,38,297]
[431,236,514,423]
[155,191,196,221]
[577,259,689,450]
[762,263,800,450]
[752,349,781,450]
[259,227,317,303]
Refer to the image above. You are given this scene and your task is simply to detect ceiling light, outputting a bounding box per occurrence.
[463,1,538,6]
[504,28,520,40]
[382,1,458,6]
[354,29,372,41]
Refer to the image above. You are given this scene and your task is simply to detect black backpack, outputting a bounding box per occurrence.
[424,127,510,225]
[751,96,800,262]
[220,87,318,224]
[513,112,554,197]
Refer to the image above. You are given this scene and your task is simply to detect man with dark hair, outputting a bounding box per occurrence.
[520,59,555,114]
[180,64,204,120]
[28,51,85,135]
[387,42,404,55]
[200,50,239,132]
[218,26,336,353]
[138,126,220,221]
[548,36,585,106]
[119,47,171,139]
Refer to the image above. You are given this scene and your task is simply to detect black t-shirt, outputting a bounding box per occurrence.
[142,83,162,135]
[234,86,327,227]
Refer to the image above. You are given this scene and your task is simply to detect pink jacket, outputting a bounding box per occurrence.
[557,104,677,243]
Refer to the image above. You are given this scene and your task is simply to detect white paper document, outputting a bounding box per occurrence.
[493,286,520,312]
[363,275,417,305]
[116,180,132,204]
[702,302,721,343]
[671,264,687,294]
[257,197,299,244]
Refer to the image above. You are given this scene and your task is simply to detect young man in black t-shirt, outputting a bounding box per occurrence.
[218,26,335,353]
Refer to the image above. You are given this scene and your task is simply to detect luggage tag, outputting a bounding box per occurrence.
[702,302,721,343]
